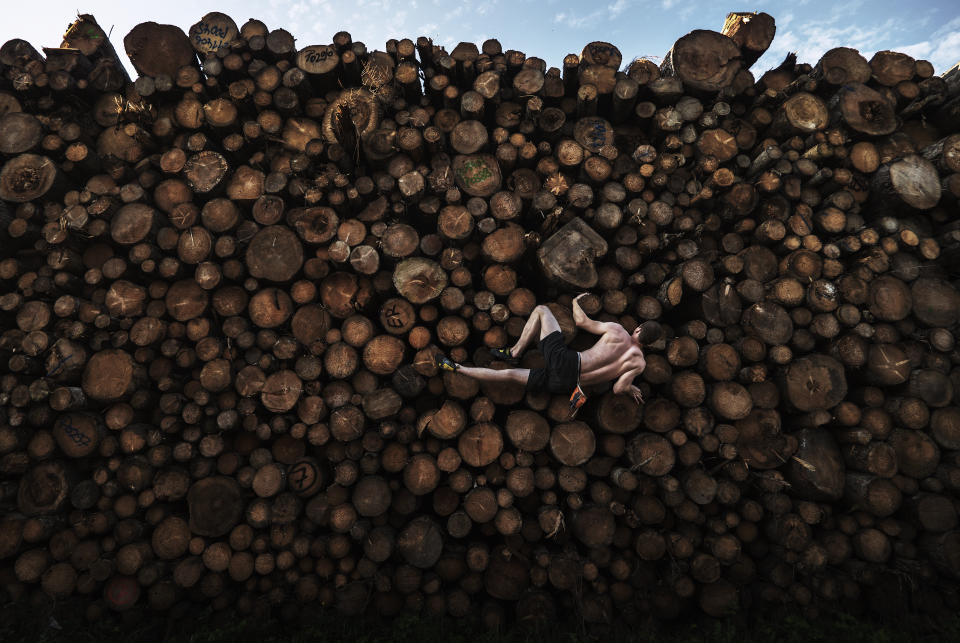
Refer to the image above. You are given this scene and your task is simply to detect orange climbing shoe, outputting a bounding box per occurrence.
[568,384,587,418]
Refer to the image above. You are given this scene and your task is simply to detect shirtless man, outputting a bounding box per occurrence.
[436,294,658,416]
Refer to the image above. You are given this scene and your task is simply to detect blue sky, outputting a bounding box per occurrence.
[4,1,959,76]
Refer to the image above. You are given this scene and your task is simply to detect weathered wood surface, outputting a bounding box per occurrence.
[1,7,960,628]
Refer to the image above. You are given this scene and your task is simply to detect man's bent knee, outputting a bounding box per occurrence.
[538,307,560,337]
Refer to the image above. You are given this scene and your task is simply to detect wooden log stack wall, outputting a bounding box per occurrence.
[2,9,960,626]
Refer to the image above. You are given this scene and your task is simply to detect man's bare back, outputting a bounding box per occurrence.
[436,293,656,411]
[570,293,649,404]
[578,325,647,387]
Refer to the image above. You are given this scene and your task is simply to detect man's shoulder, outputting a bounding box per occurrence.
[601,323,631,339]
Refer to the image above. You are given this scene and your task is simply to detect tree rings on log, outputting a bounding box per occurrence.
[450,120,488,155]
[911,278,960,327]
[123,22,195,78]
[459,423,504,468]
[393,257,447,304]
[867,344,911,386]
[0,154,61,202]
[397,517,443,569]
[702,282,742,327]
[352,476,392,517]
[187,477,243,537]
[581,42,622,69]
[505,410,551,451]
[573,505,616,547]
[627,433,675,476]
[872,155,941,211]
[596,392,642,433]
[777,92,829,134]
[110,203,156,245]
[82,349,136,401]
[182,151,229,193]
[261,370,302,413]
[868,275,912,321]
[363,335,405,375]
[481,223,525,264]
[246,225,304,282]
[832,83,897,136]
[784,355,847,411]
[0,112,43,155]
[322,89,380,144]
[291,304,331,347]
[889,429,940,480]
[165,279,208,321]
[550,421,595,466]
[17,462,70,516]
[320,272,372,318]
[815,47,871,86]
[742,302,792,345]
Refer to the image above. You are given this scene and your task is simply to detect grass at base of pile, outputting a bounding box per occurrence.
[3,598,960,643]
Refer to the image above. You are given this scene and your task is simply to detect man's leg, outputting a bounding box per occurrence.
[455,365,530,386]
[435,352,531,386]
[509,305,561,357]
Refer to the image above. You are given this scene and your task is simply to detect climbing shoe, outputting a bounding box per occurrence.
[489,347,518,363]
[568,384,588,418]
[436,354,459,373]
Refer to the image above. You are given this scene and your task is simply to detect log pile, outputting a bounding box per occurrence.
[2,10,960,626]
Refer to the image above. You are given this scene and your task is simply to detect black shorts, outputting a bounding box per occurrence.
[525,331,581,394]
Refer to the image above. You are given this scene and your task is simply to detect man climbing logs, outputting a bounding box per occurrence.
[436,294,662,417]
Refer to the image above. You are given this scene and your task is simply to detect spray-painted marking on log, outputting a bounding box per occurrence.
[456,159,492,187]
[383,302,404,328]
[301,47,336,63]
[58,417,91,447]
[45,352,74,377]
[192,22,231,51]
[288,461,317,491]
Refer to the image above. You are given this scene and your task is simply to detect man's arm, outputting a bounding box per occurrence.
[572,294,610,335]
[613,369,644,404]
[612,368,639,394]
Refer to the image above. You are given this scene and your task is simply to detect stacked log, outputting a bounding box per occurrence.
[2,8,960,628]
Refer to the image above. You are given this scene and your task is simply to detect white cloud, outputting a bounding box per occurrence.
[929,30,960,73]
[552,8,605,29]
[894,40,933,60]
[755,17,902,73]
[753,10,960,76]
[608,0,628,18]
